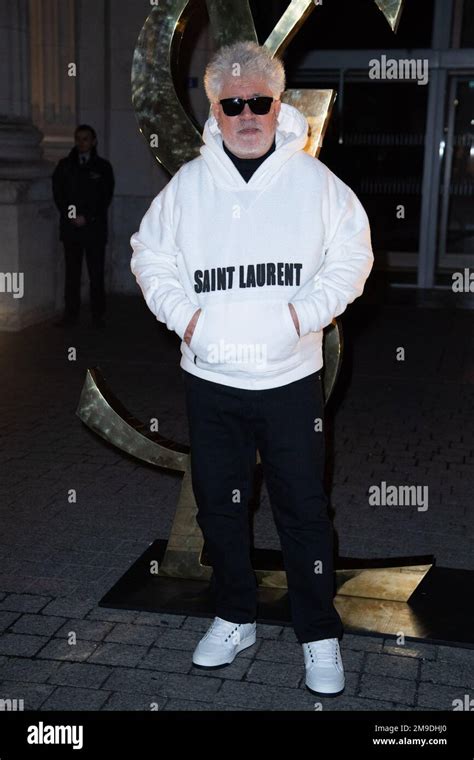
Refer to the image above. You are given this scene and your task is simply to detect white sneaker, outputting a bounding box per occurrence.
[192,616,257,668]
[303,638,345,697]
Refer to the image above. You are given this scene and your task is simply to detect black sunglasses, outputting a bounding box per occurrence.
[219,96,274,116]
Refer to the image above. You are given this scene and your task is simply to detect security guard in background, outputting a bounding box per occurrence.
[52,124,115,328]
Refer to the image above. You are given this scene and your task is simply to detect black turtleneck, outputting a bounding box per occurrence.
[223,137,276,183]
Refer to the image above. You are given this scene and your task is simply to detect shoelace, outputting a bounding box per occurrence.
[305,639,341,667]
[203,618,242,644]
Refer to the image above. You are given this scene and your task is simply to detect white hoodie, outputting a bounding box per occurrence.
[130,103,374,390]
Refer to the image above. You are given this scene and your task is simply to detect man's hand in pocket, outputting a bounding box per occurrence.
[184,308,201,346]
[288,303,300,336]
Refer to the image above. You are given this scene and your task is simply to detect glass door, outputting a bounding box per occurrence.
[317,72,429,276]
[437,74,474,274]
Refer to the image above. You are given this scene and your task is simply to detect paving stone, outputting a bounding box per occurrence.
[134,612,185,628]
[342,634,384,653]
[163,698,247,711]
[280,627,299,643]
[10,614,66,637]
[100,692,166,711]
[139,648,193,674]
[150,629,209,652]
[88,643,148,668]
[39,686,111,711]
[256,624,285,640]
[365,652,419,680]
[0,681,55,710]
[0,634,50,657]
[55,619,115,642]
[358,673,417,706]
[86,608,140,623]
[420,660,474,689]
[417,682,473,711]
[245,660,300,688]
[0,576,38,594]
[436,646,474,665]
[36,638,99,662]
[103,623,161,647]
[254,640,303,664]
[27,578,80,595]
[215,680,324,711]
[171,616,212,633]
[340,648,365,672]
[0,657,61,683]
[0,611,22,632]
[0,594,52,614]
[310,696,402,711]
[46,662,113,689]
[382,640,438,660]
[101,668,222,701]
[41,597,97,618]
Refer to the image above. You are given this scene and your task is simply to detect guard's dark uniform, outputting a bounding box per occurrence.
[52,146,115,322]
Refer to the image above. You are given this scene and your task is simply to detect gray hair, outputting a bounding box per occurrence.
[204,41,286,103]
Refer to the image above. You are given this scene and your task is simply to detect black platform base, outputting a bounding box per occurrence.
[99,540,474,648]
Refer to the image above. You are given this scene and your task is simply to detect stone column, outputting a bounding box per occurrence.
[29,0,76,164]
[0,0,57,330]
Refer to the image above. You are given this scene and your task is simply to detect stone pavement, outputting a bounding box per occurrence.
[0,287,472,711]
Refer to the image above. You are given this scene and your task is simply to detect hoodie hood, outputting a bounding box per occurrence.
[200,102,309,191]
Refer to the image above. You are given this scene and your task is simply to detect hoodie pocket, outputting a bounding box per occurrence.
[189,299,300,374]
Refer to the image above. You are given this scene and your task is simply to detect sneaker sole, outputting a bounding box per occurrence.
[305,682,345,698]
[192,631,256,669]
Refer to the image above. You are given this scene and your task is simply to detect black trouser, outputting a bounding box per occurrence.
[182,369,343,644]
[62,240,106,320]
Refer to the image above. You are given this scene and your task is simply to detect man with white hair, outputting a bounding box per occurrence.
[130,41,373,698]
